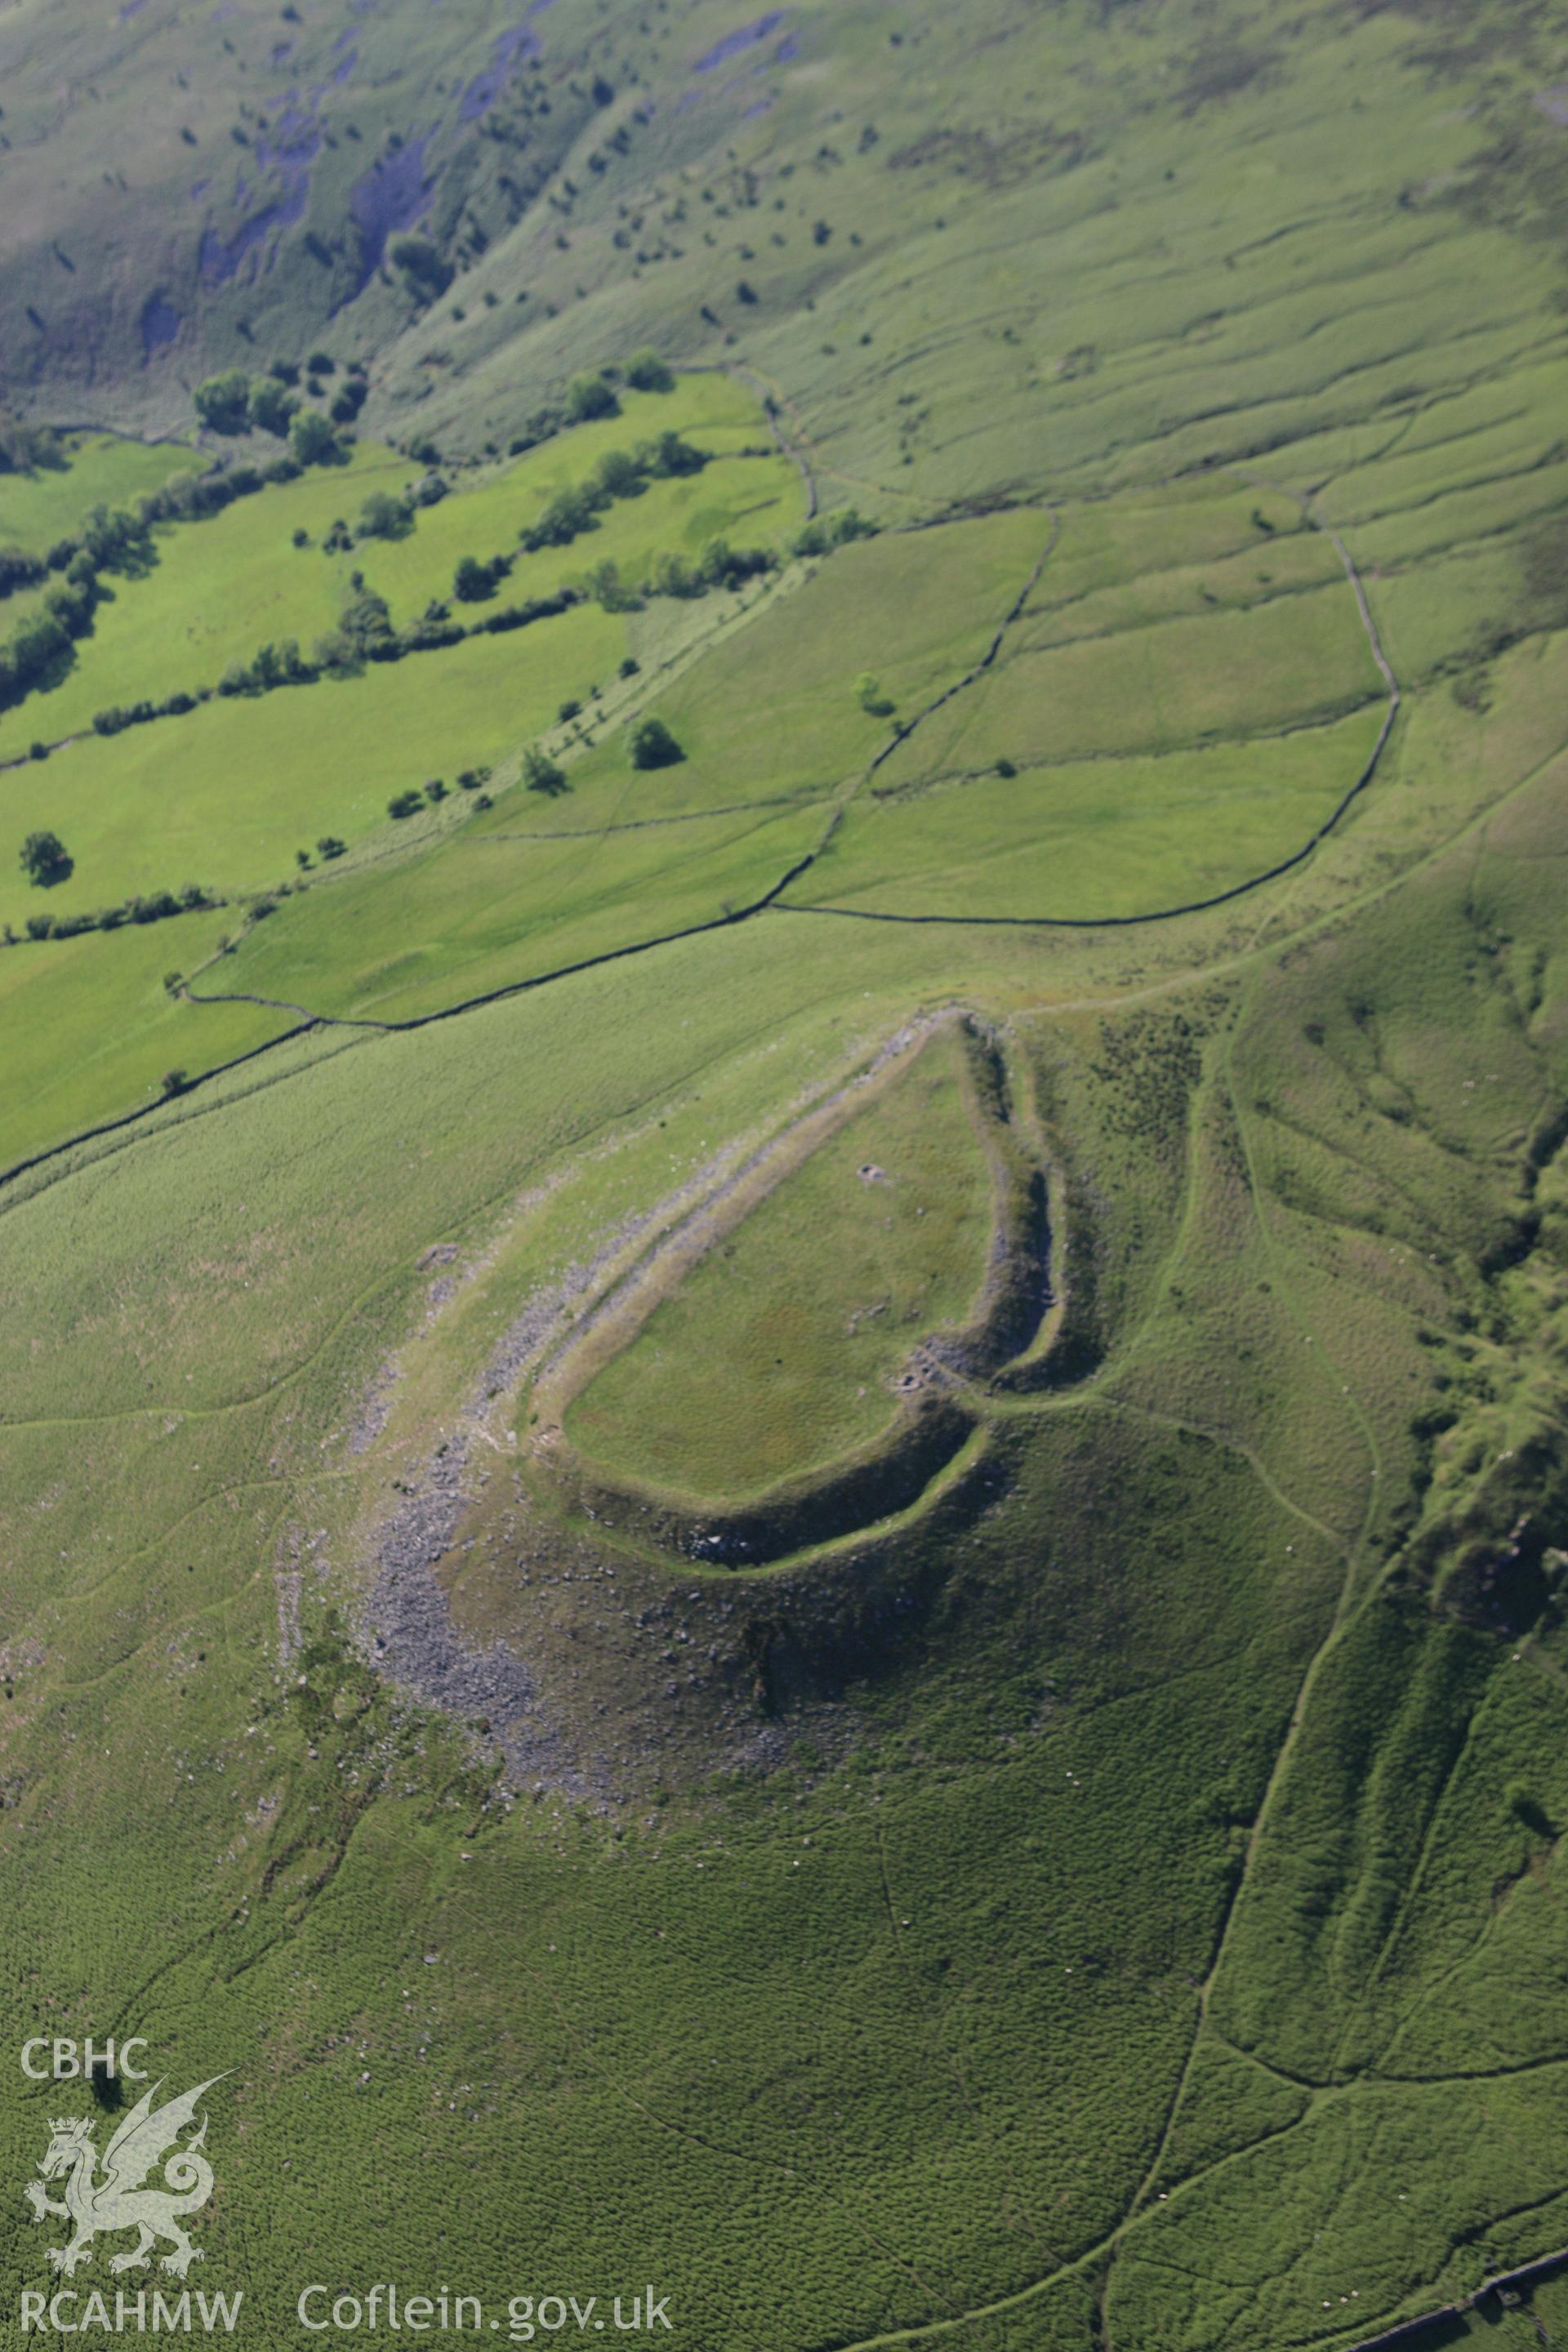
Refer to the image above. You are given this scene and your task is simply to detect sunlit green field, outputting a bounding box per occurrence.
[0,909,295,1173]
[0,443,423,754]
[563,1025,995,1497]
[0,430,200,556]
[0,604,631,929]
[0,376,800,755]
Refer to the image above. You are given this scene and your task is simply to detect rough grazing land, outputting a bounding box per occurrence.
[2,1,1568,2347]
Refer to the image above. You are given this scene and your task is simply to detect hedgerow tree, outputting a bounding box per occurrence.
[648,550,698,599]
[0,546,45,596]
[625,350,674,393]
[358,491,409,541]
[390,235,452,301]
[791,507,875,558]
[333,585,395,662]
[595,448,644,501]
[247,375,296,438]
[0,417,61,472]
[629,716,683,769]
[331,376,368,425]
[0,607,71,707]
[648,429,705,478]
[20,829,70,885]
[699,538,773,591]
[523,747,568,796]
[453,555,495,602]
[586,559,635,612]
[193,371,252,434]
[289,409,339,466]
[567,372,619,423]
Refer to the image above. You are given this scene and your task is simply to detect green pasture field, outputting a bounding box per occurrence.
[0,430,199,558]
[1316,358,1568,536]
[0,911,295,1174]
[179,509,1051,1022]
[1021,483,1324,618]
[0,439,799,755]
[801,708,1388,922]
[4,778,1563,2345]
[1026,522,1347,645]
[0,378,795,759]
[562,1026,994,1497]
[703,15,1486,505]
[0,443,422,755]
[875,568,1381,781]
[1350,458,1568,586]
[497,506,1062,822]
[200,795,824,1022]
[0,601,626,933]
[354,372,782,617]
[367,448,802,625]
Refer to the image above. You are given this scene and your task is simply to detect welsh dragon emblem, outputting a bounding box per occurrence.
[25,2076,226,2279]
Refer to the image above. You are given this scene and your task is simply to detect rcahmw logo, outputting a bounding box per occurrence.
[17,2047,242,2335]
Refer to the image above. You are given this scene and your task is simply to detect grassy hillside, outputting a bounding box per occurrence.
[2,0,1568,2347]
[559,1021,998,1497]
[0,430,199,553]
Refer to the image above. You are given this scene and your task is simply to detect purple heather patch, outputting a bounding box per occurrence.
[742,96,772,119]
[202,114,324,284]
[200,90,326,285]
[201,194,295,283]
[119,0,147,19]
[693,11,783,72]
[253,107,321,176]
[774,33,798,60]
[342,131,434,300]
[332,42,359,82]
[459,23,539,121]
[189,178,211,201]
[140,295,180,355]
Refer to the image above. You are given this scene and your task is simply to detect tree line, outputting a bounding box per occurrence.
[192,357,367,447]
[0,423,356,719]
[5,864,216,947]
[0,503,153,715]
